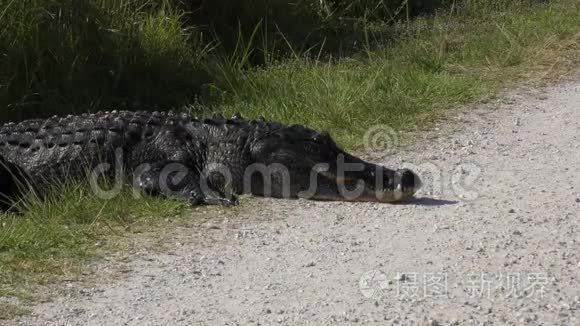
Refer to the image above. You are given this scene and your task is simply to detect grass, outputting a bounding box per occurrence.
[0,183,188,319]
[0,0,579,319]
[209,0,579,147]
[0,0,208,122]
[0,302,30,320]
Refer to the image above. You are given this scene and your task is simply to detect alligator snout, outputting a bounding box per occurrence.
[394,168,422,199]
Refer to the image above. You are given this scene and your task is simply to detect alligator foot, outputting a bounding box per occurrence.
[189,189,238,207]
[135,160,238,207]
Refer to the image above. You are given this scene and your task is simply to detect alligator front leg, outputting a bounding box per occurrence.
[0,155,32,211]
[134,161,238,206]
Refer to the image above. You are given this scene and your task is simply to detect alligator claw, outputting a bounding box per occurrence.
[220,196,239,207]
[203,194,238,207]
[189,188,238,207]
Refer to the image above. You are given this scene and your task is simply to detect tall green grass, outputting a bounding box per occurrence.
[3,0,553,122]
[2,0,567,124]
[0,0,207,122]
[209,0,579,147]
[176,0,452,56]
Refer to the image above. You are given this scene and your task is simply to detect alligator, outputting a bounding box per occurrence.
[0,111,421,210]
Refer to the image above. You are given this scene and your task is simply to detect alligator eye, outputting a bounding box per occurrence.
[312,132,329,144]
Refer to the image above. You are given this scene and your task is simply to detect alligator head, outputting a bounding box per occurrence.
[248,124,421,203]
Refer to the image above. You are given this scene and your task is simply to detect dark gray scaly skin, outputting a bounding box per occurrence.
[0,110,421,210]
[0,155,31,211]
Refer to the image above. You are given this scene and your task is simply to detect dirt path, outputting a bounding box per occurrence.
[17,74,580,325]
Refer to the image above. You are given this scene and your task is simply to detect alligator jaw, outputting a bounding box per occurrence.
[300,161,422,203]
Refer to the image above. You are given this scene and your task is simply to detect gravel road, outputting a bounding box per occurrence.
[17,74,580,325]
